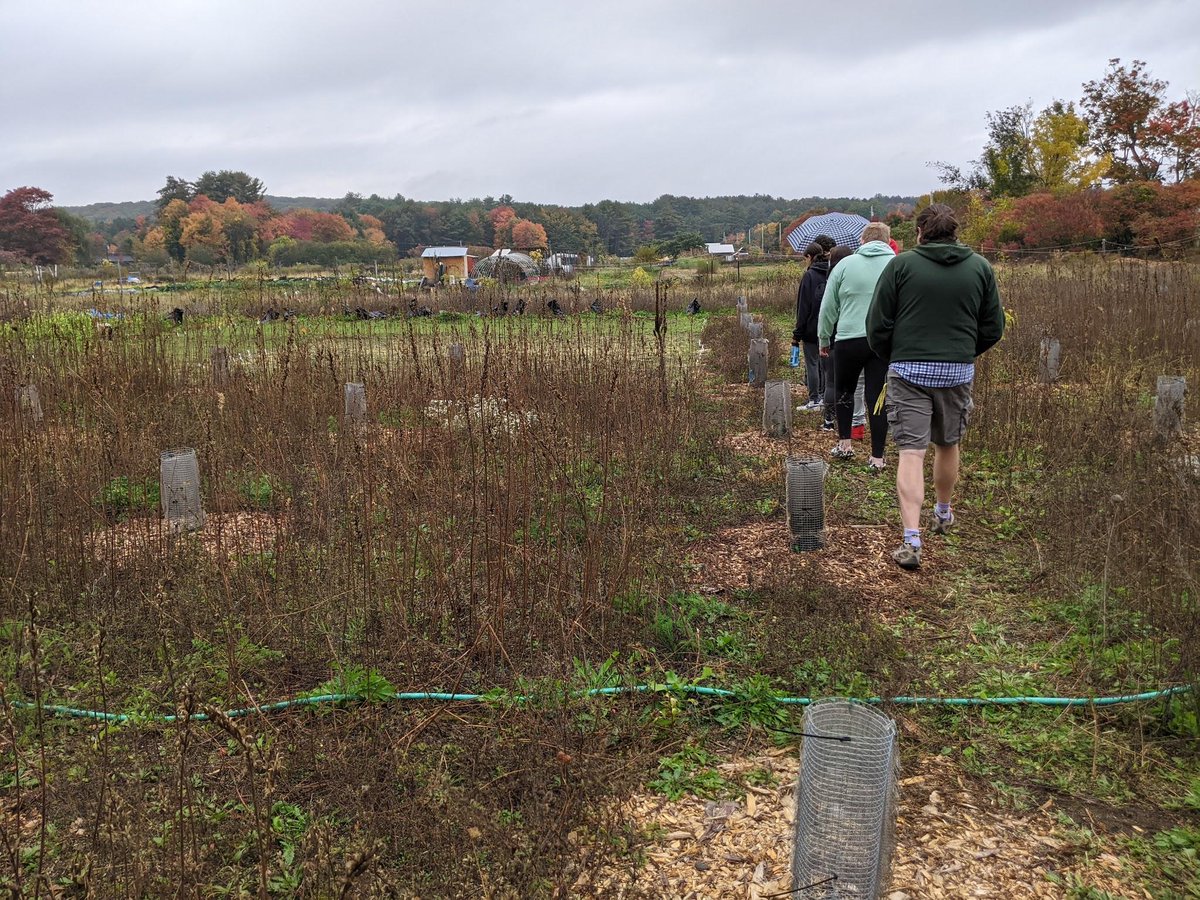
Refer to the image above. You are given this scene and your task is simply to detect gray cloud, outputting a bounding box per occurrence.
[2,0,1197,206]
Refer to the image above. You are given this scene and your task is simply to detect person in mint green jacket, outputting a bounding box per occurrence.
[817,222,896,468]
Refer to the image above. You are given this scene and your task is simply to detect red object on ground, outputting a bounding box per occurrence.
[851,425,865,440]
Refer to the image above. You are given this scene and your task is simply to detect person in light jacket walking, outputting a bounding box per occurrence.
[818,223,896,469]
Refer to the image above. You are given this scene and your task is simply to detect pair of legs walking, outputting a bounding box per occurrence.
[821,354,865,428]
[833,337,888,462]
[888,373,973,569]
[897,443,959,531]
[801,341,823,405]
[807,345,865,424]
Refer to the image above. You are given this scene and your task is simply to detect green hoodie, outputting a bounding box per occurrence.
[867,242,1004,363]
[817,241,896,348]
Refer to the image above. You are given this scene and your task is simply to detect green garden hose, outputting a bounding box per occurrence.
[5,683,1193,725]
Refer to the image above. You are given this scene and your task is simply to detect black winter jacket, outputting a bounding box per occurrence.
[792,259,830,345]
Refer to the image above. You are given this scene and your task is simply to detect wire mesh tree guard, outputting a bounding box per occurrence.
[763,381,793,438]
[1038,337,1061,384]
[791,699,898,898]
[785,456,826,551]
[1154,375,1186,437]
[16,384,43,424]
[748,338,769,386]
[344,382,367,425]
[211,347,231,386]
[160,448,206,533]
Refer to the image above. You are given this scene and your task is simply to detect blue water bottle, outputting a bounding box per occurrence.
[789,345,801,368]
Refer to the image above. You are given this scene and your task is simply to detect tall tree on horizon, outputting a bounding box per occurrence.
[1081,58,1168,183]
[0,186,70,264]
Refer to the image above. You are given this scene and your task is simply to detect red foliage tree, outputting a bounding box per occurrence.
[308,212,354,243]
[0,187,69,264]
[511,219,548,250]
[1109,180,1200,247]
[489,206,517,248]
[1148,98,1200,183]
[1007,192,1104,249]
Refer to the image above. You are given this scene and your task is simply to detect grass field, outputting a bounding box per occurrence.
[1,258,1197,897]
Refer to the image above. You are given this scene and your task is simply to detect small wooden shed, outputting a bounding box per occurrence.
[421,246,476,282]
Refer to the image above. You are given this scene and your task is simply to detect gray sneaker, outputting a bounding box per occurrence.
[930,510,955,535]
[892,542,921,570]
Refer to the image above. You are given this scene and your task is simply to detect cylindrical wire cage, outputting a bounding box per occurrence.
[449,343,465,368]
[211,347,231,385]
[1038,337,1061,384]
[16,384,43,424]
[748,338,769,386]
[160,448,206,532]
[736,295,748,314]
[1154,375,1187,436]
[747,321,764,340]
[740,311,753,330]
[791,699,898,899]
[763,381,793,438]
[344,382,367,424]
[785,455,826,551]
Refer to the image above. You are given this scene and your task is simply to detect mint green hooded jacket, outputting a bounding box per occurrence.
[817,241,896,349]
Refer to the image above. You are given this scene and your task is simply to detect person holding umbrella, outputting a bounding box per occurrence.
[792,238,834,410]
[786,212,872,253]
[818,223,895,469]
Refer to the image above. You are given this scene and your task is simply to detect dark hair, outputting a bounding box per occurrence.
[916,203,959,243]
[813,234,836,252]
[828,246,853,268]
[804,241,828,261]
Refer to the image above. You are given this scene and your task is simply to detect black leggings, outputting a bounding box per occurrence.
[834,337,888,457]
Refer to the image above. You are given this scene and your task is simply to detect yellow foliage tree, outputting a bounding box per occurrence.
[1027,102,1110,194]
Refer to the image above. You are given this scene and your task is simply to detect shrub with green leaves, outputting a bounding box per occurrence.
[97,475,160,519]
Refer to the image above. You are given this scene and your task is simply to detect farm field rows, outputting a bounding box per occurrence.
[1,260,1198,897]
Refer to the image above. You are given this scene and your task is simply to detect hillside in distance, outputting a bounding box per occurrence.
[63,193,917,226]
[62,195,342,223]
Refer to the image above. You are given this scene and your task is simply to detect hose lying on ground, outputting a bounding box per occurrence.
[4,683,1193,725]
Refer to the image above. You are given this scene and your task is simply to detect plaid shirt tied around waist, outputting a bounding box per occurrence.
[889,360,975,388]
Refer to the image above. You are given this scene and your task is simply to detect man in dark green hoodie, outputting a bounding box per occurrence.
[867,204,1005,570]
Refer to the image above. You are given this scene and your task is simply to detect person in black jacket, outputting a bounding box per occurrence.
[792,241,832,409]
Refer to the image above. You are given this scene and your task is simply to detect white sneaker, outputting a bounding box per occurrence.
[800,400,823,412]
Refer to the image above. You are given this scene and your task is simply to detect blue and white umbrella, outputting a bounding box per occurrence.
[786,212,871,252]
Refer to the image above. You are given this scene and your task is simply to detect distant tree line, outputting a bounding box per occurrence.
[333,192,913,259]
[8,184,915,271]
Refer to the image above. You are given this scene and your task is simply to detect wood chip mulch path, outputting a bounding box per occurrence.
[580,398,1152,897]
[578,752,1140,898]
[87,511,282,563]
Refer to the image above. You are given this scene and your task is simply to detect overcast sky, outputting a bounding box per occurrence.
[2,0,1198,208]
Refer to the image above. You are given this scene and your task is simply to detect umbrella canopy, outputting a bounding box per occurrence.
[787,212,871,252]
